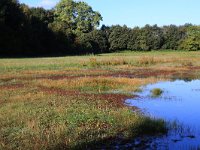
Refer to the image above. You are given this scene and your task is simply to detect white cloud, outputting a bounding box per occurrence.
[38,0,58,9]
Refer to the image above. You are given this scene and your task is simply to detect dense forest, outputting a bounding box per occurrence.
[0,0,200,57]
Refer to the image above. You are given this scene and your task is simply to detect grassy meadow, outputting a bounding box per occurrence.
[1,51,200,149]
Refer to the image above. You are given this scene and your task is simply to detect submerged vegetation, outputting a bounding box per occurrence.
[1,51,200,149]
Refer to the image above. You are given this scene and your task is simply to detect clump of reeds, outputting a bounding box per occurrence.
[81,58,130,67]
[136,56,155,66]
[151,88,163,97]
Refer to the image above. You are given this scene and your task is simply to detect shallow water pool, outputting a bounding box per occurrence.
[126,80,200,149]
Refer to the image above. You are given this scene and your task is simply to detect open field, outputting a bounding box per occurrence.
[1,51,200,149]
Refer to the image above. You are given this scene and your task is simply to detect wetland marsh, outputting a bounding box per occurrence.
[0,51,200,149]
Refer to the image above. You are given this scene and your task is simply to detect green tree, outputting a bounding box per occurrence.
[179,26,200,51]
[0,0,23,28]
[108,25,131,51]
[0,0,26,54]
[144,25,164,50]
[127,27,140,50]
[162,25,185,50]
[54,0,102,34]
[127,25,163,51]
[77,30,108,54]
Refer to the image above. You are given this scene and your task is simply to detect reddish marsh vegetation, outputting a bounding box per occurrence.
[0,51,200,149]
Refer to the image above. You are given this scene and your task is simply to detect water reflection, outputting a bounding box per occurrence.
[126,80,200,149]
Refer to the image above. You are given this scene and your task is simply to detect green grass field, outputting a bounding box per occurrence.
[1,51,200,149]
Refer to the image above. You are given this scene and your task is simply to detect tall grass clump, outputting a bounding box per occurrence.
[151,88,163,97]
[136,56,156,66]
[82,58,130,67]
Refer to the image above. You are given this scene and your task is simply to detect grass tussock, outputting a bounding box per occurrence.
[151,88,163,97]
[136,56,157,66]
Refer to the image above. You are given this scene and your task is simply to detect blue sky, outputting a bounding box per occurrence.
[19,0,200,27]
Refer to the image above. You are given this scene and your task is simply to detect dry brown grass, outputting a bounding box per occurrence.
[81,57,130,67]
[34,77,163,94]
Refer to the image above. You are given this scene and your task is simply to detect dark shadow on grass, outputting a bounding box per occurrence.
[48,118,167,150]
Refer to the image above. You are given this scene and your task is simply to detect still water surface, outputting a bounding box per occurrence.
[126,80,200,149]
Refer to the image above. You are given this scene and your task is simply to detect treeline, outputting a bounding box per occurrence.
[0,0,200,57]
[107,24,200,51]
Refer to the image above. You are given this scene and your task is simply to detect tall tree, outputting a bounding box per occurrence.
[77,30,108,54]
[179,26,200,51]
[54,0,102,34]
[162,25,185,50]
[0,0,26,54]
[127,27,139,50]
[108,25,131,51]
[143,25,164,50]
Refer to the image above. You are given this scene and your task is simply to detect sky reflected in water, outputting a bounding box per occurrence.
[126,80,200,149]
